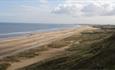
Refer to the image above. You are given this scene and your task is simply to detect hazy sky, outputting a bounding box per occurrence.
[0,0,115,24]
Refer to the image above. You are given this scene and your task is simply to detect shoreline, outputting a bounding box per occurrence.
[0,25,80,39]
[7,27,95,70]
[0,26,95,59]
[0,26,98,70]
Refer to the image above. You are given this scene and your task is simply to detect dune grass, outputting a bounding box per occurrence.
[20,29,115,70]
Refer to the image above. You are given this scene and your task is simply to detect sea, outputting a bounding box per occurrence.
[0,23,79,38]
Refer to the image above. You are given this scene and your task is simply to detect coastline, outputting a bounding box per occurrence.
[0,26,95,58]
[0,25,79,39]
[0,26,97,70]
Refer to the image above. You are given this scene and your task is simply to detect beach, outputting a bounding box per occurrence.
[0,26,97,70]
[1,0,115,70]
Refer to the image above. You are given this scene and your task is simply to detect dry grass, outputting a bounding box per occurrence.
[19,29,115,70]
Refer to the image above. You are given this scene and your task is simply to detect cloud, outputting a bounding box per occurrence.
[1,0,115,24]
[52,0,115,17]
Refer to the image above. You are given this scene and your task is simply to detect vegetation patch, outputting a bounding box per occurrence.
[0,63,10,70]
[20,29,115,70]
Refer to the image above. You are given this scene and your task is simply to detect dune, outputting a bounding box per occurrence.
[19,26,115,70]
[0,26,97,70]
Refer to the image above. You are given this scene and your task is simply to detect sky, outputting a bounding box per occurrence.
[0,0,115,24]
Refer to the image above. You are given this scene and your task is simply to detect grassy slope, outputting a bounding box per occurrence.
[20,30,115,70]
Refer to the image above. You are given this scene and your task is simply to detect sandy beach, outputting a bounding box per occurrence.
[0,26,97,70]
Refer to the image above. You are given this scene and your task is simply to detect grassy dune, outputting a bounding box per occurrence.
[20,29,115,70]
[0,27,114,70]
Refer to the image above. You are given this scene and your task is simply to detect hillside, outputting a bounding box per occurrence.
[20,29,115,70]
